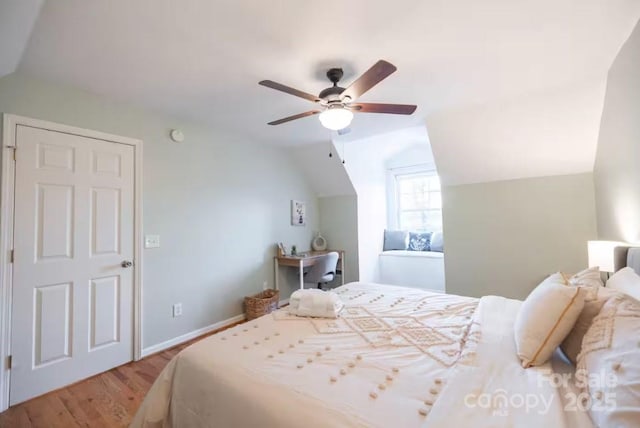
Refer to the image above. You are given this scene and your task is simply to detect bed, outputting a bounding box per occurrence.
[132,282,595,427]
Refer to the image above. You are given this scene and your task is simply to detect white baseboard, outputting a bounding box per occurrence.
[140,313,246,359]
[278,298,289,307]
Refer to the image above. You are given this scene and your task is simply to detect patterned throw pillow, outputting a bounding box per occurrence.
[577,294,640,427]
[408,232,432,251]
[560,267,612,364]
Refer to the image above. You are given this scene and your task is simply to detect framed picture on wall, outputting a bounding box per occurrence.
[278,242,288,256]
[291,200,306,226]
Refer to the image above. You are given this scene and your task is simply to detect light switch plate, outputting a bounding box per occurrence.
[145,234,160,248]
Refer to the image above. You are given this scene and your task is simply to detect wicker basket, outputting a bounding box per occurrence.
[244,289,279,320]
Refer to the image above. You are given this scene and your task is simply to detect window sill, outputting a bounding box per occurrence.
[379,250,444,258]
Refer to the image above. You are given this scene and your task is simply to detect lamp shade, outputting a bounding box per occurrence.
[587,240,627,272]
[319,107,353,130]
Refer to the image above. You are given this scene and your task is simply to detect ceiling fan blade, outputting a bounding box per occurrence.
[267,110,321,125]
[341,60,397,101]
[350,103,417,115]
[259,80,320,103]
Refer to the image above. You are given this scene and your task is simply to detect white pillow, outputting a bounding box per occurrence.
[577,294,640,427]
[606,267,640,301]
[514,273,585,368]
[430,231,444,252]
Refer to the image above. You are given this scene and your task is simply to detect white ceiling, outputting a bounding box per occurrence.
[291,126,433,197]
[428,78,608,185]
[290,142,356,198]
[0,0,43,77]
[9,0,640,149]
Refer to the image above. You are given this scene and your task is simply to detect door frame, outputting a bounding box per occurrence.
[0,114,144,412]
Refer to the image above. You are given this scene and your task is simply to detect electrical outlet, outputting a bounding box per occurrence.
[172,303,183,317]
[263,281,269,290]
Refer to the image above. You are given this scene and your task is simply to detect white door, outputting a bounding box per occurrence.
[9,124,135,405]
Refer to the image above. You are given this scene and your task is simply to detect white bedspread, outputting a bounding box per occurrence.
[131,282,593,428]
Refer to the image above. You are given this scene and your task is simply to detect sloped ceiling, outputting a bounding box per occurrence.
[292,126,433,197]
[13,1,640,147]
[290,142,356,198]
[2,1,640,184]
[0,0,43,78]
[337,126,434,167]
[428,79,608,185]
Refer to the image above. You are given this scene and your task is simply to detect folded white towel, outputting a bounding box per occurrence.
[288,289,344,318]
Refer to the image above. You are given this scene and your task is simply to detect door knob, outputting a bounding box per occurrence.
[121,260,133,268]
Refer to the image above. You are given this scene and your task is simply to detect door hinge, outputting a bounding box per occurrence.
[6,146,16,161]
[7,355,11,370]
[9,249,14,264]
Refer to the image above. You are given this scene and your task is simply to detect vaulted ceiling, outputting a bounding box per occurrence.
[2,0,639,184]
[0,0,43,78]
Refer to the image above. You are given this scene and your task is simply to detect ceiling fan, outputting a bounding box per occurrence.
[259,60,417,131]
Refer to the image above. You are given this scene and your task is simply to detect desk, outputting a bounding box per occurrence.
[274,250,345,290]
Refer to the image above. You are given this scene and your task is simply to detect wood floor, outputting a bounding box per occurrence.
[0,322,241,427]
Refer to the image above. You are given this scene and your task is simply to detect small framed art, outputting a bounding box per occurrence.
[291,200,306,226]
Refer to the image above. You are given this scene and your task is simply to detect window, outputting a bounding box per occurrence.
[394,172,442,231]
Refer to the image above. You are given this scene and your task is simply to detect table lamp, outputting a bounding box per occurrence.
[587,240,628,273]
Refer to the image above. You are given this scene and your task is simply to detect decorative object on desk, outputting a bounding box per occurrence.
[312,232,328,251]
[291,245,298,256]
[278,242,288,256]
[244,289,280,320]
[291,200,306,226]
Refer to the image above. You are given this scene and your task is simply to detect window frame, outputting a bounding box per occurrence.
[386,165,442,232]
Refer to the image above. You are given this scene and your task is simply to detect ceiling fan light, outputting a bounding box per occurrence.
[319,107,353,131]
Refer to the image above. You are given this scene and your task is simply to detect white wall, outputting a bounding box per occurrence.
[340,139,387,282]
[0,73,318,350]
[291,142,359,285]
[292,130,436,287]
[384,144,436,171]
[426,76,607,300]
[594,19,640,244]
[337,127,433,282]
[443,173,597,299]
[318,195,359,284]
